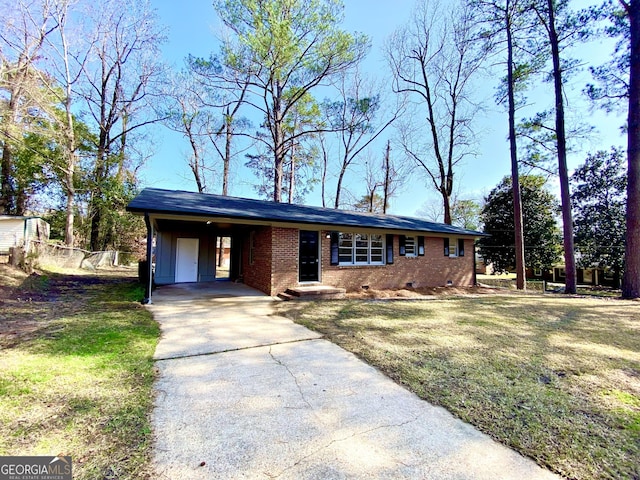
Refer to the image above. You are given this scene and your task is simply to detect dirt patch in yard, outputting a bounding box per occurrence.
[0,264,136,348]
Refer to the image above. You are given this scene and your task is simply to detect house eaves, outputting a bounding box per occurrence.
[127,188,486,237]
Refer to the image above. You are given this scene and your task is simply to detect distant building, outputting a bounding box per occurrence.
[0,216,50,254]
[527,265,619,288]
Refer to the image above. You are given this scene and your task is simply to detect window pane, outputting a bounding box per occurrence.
[339,232,353,246]
[405,236,416,256]
[339,248,353,263]
[338,233,353,263]
[355,233,368,248]
[337,232,387,265]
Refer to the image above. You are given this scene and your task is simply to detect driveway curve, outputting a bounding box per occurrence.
[147,282,559,480]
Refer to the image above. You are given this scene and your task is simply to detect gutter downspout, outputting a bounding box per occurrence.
[143,213,153,304]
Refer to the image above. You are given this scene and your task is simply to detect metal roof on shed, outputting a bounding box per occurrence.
[127,188,485,237]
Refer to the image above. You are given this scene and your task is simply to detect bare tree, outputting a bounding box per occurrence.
[352,152,384,213]
[323,69,399,209]
[38,0,95,246]
[387,0,484,224]
[187,52,252,197]
[80,0,165,250]
[0,0,58,215]
[162,71,218,193]
[354,141,409,214]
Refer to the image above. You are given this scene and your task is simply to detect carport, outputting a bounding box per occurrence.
[127,188,485,303]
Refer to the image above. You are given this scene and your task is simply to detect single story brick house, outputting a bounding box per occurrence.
[127,188,484,302]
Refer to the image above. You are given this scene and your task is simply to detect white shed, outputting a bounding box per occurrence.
[0,216,50,254]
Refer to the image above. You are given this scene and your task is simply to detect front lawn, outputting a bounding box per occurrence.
[279,294,640,480]
[0,266,159,479]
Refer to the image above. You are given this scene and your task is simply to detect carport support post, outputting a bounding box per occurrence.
[143,213,153,304]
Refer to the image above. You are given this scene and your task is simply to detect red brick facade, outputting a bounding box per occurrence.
[241,227,272,294]
[242,226,475,296]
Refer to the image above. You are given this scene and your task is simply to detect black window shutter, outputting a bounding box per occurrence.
[330,232,339,265]
[386,234,394,264]
[444,238,450,256]
[458,238,465,257]
[399,235,406,256]
[418,236,425,256]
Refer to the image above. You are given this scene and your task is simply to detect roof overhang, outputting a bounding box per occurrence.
[128,188,487,238]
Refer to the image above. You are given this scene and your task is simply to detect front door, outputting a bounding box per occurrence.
[299,230,319,282]
[175,238,199,283]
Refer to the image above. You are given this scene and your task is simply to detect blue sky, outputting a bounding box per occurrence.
[144,0,626,218]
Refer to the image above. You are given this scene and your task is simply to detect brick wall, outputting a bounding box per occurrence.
[243,226,475,296]
[241,226,273,294]
[270,227,298,294]
[320,233,474,292]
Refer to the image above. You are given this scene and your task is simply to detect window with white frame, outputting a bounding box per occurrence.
[338,232,385,265]
[444,238,465,257]
[338,233,353,263]
[444,238,457,257]
[404,236,417,257]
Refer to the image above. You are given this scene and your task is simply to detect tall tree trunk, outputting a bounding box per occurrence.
[623,0,640,298]
[274,141,284,203]
[369,186,376,212]
[272,83,284,203]
[1,89,20,215]
[190,161,204,193]
[223,107,232,196]
[0,143,15,215]
[187,125,205,193]
[116,112,127,182]
[442,193,452,225]
[15,189,26,216]
[90,198,101,250]
[288,143,295,204]
[63,115,76,246]
[334,164,348,209]
[90,144,106,251]
[64,181,74,245]
[321,140,328,208]
[506,0,526,290]
[62,85,76,246]
[547,0,577,294]
[383,140,391,214]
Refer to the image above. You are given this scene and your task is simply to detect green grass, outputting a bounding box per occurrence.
[0,268,159,479]
[279,295,640,480]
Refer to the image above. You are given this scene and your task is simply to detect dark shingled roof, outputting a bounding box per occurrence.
[127,188,485,236]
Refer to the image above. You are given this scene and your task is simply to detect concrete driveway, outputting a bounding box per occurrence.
[148,282,559,480]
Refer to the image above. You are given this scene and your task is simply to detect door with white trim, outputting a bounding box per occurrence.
[175,238,199,283]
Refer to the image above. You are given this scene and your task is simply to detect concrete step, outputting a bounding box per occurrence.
[277,292,296,301]
[283,285,346,300]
